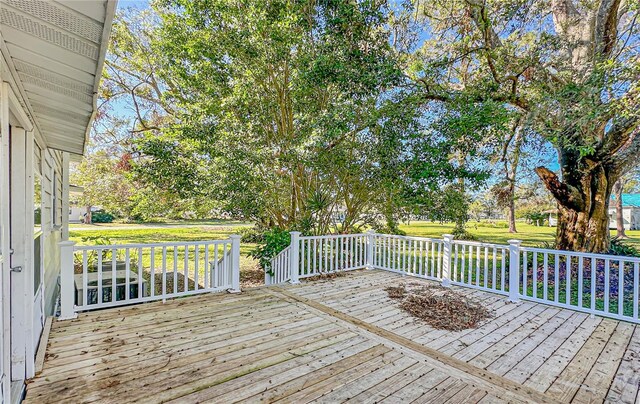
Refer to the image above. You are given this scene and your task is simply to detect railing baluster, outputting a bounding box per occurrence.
[492,247,497,290]
[618,259,624,315]
[461,245,466,284]
[313,239,317,274]
[468,245,473,284]
[162,246,167,296]
[195,244,199,291]
[125,248,130,302]
[111,248,117,302]
[204,244,209,289]
[501,248,506,291]
[566,254,571,305]
[533,252,538,298]
[307,239,311,274]
[97,249,103,305]
[634,262,639,321]
[604,259,610,313]
[577,256,583,308]
[484,246,489,288]
[184,245,189,293]
[148,247,154,298]
[412,240,417,275]
[522,250,527,296]
[213,245,220,288]
[553,253,560,302]
[437,242,442,279]
[543,253,548,301]
[173,246,178,295]
[82,250,88,307]
[323,238,328,273]
[590,258,596,312]
[474,245,479,286]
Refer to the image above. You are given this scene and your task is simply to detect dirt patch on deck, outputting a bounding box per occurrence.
[241,267,266,288]
[385,283,493,331]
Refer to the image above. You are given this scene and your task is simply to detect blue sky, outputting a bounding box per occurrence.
[117,0,149,9]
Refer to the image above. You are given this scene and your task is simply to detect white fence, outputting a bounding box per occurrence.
[59,236,241,319]
[267,231,640,324]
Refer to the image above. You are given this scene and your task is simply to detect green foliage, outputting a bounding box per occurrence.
[239,227,265,244]
[521,211,547,225]
[249,228,292,272]
[122,0,488,233]
[609,238,640,258]
[91,210,115,223]
[74,235,120,268]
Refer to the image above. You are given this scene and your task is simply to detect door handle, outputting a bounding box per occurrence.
[10,266,22,272]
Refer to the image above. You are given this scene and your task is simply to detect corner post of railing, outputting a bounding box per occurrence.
[366,230,375,269]
[264,265,272,285]
[59,241,78,320]
[229,235,242,293]
[441,234,454,287]
[508,239,522,302]
[289,231,301,284]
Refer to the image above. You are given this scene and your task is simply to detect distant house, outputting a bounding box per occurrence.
[609,194,640,231]
[545,194,640,230]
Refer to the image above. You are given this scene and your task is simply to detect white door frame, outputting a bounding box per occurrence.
[9,125,38,383]
[0,78,13,403]
[3,81,38,396]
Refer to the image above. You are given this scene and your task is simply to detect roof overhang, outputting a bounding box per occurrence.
[0,0,117,155]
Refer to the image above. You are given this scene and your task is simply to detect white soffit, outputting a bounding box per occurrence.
[0,0,117,155]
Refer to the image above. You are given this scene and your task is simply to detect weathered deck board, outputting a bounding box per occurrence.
[25,270,639,403]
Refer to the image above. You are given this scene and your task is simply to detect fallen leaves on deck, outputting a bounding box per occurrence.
[304,272,348,282]
[385,283,493,331]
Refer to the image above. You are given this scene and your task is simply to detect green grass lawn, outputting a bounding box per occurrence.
[399,221,640,249]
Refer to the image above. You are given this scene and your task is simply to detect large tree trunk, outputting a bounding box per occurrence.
[536,155,618,253]
[613,180,627,238]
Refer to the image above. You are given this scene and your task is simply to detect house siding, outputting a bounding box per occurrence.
[39,148,64,316]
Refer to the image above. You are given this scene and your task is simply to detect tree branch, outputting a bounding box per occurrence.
[551,0,580,36]
[597,115,639,160]
[594,0,622,57]
[535,166,586,211]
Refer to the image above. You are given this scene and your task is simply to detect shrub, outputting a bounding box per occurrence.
[452,227,476,240]
[91,210,115,223]
[249,228,291,272]
[609,238,640,257]
[239,226,264,243]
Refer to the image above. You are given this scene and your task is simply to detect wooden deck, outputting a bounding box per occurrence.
[26,270,640,403]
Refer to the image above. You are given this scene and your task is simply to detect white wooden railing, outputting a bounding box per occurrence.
[371,234,445,280]
[59,235,241,319]
[266,246,292,284]
[266,231,640,324]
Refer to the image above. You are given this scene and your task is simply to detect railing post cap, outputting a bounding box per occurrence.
[507,239,522,246]
[229,234,242,240]
[366,229,376,234]
[442,234,455,240]
[290,231,301,237]
[59,241,77,247]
